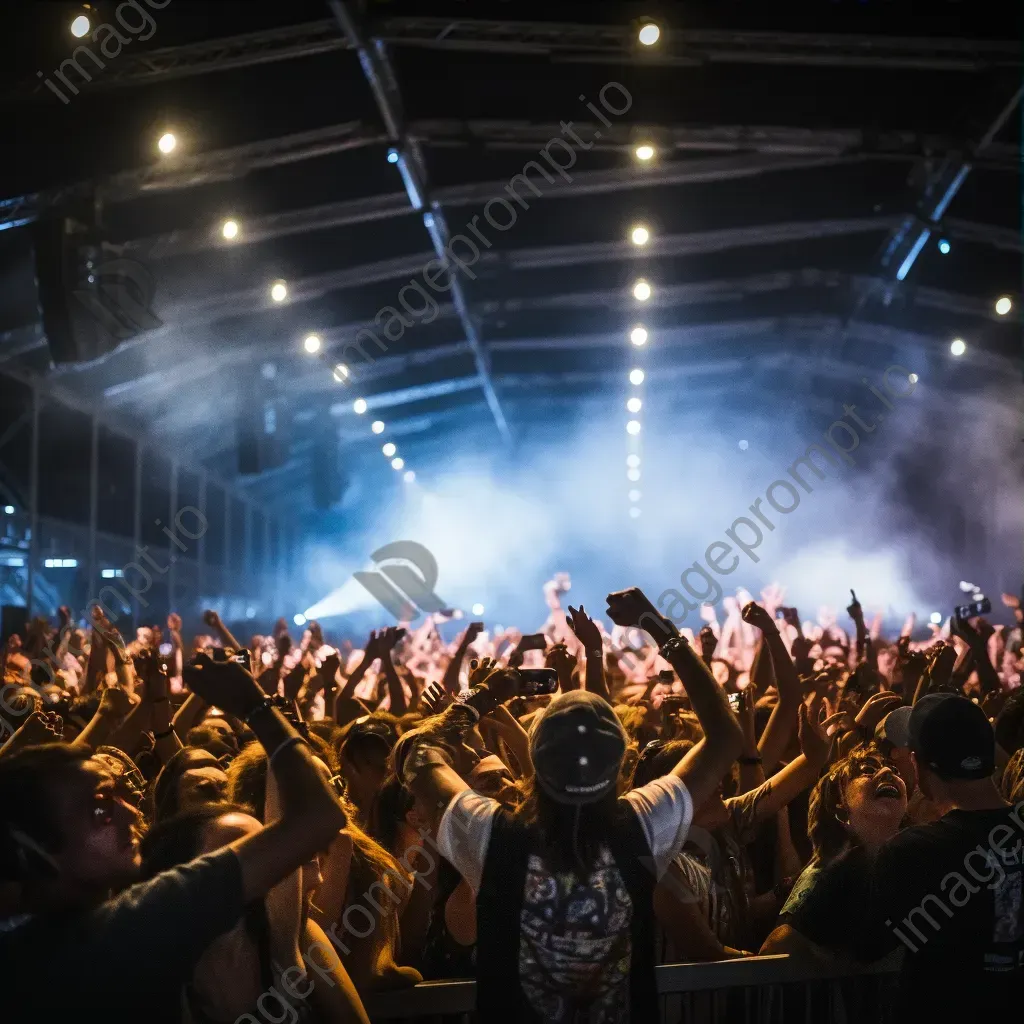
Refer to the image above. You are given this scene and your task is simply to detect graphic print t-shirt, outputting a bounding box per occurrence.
[437,775,693,1023]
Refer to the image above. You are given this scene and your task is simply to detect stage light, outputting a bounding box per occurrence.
[71,13,91,37]
[995,296,1012,316]
[638,22,661,46]
[3,505,13,514]
[634,144,655,162]
[387,147,400,164]
[909,373,918,384]
[333,364,350,381]
[626,420,641,435]
[626,454,640,468]
[629,506,642,519]
[626,397,642,413]
[382,442,396,457]
[157,132,177,155]
[403,470,416,483]
[629,368,645,385]
[270,280,288,302]
[371,420,385,434]
[293,613,307,626]
[303,334,321,354]
[929,612,942,625]
[353,398,368,414]
[739,440,749,450]
[627,468,641,482]
[633,279,652,301]
[959,580,979,593]
[630,326,648,347]
[628,489,641,502]
[938,238,950,255]
[221,219,239,240]
[950,338,966,356]
[391,457,405,470]
[630,225,650,246]
[472,603,485,616]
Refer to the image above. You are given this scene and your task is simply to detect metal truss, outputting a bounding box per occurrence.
[11,18,1019,100]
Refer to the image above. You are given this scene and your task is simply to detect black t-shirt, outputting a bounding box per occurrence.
[862,804,1024,1015]
[0,848,245,1023]
[782,845,876,959]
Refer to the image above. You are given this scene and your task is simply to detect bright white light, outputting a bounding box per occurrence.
[382,442,396,457]
[627,468,641,482]
[626,396,642,413]
[929,611,943,625]
[630,225,650,246]
[938,239,950,255]
[638,22,661,45]
[634,144,655,161]
[626,420,641,435]
[959,580,978,593]
[157,132,177,155]
[626,454,640,468]
[71,14,91,37]
[950,338,966,356]
[995,296,1012,316]
[628,489,642,502]
[387,148,400,164]
[391,457,405,470]
[303,334,321,354]
[630,326,648,347]
[403,470,416,483]
[333,364,349,382]
[246,606,256,619]
[293,613,307,626]
[353,398,367,414]
[739,440,749,450]
[371,420,385,434]
[633,280,652,301]
[270,280,288,302]
[221,219,239,240]
[629,506,642,519]
[3,505,13,514]
[909,373,918,383]
[629,368,645,385]
[472,603,485,616]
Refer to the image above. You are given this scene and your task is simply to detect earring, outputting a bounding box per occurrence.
[834,809,849,826]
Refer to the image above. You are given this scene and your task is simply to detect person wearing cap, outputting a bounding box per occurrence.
[860,693,1024,1015]
[396,587,742,1023]
[875,704,944,826]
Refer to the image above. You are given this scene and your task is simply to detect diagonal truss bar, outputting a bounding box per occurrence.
[328,0,510,443]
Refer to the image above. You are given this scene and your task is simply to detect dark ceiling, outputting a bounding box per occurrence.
[0,0,1020,517]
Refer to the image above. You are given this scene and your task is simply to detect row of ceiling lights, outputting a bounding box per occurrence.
[624,224,654,520]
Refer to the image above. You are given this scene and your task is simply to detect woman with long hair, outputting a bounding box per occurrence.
[760,744,907,965]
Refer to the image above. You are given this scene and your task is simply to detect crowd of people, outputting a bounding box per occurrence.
[1,577,1023,1022]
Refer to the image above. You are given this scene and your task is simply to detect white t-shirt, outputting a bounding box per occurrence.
[436,774,694,893]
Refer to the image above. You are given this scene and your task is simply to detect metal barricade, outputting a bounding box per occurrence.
[362,955,900,1023]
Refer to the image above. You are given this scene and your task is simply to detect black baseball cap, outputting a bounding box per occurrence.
[529,691,627,805]
[908,694,994,780]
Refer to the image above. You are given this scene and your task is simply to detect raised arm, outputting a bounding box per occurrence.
[441,622,483,696]
[378,626,409,715]
[182,654,348,902]
[606,588,742,809]
[202,609,242,651]
[566,604,610,701]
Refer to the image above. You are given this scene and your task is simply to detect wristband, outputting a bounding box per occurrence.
[269,734,304,766]
[738,755,762,765]
[659,636,689,660]
[153,727,175,739]
[243,696,275,727]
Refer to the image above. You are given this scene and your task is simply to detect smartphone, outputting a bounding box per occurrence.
[516,634,547,652]
[728,693,742,712]
[658,669,675,683]
[515,668,558,695]
[955,597,991,620]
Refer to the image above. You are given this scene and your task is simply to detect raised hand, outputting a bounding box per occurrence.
[698,625,718,662]
[182,652,265,719]
[798,702,831,767]
[419,681,453,716]
[740,601,776,634]
[167,612,182,633]
[546,642,579,689]
[97,685,132,721]
[846,589,863,622]
[469,657,496,689]
[605,588,674,643]
[853,691,904,734]
[202,609,222,628]
[566,605,602,652]
[378,625,407,654]
[1,710,64,755]
[760,583,785,616]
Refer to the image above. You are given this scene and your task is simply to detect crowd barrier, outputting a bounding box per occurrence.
[363,954,901,1023]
